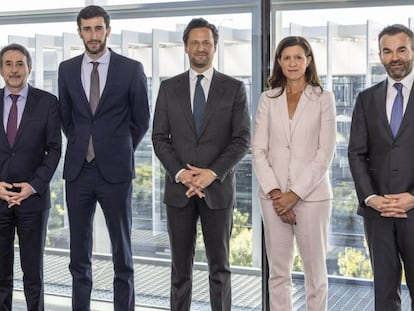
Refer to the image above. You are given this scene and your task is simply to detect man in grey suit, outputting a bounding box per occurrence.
[348,24,414,311]
[152,18,250,311]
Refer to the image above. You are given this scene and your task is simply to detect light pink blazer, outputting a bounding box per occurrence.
[252,85,336,201]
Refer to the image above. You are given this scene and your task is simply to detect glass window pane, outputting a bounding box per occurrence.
[271,4,413,310]
[1,7,260,310]
[0,0,84,11]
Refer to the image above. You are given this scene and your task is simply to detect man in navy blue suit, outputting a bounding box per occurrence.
[58,5,149,311]
[0,43,61,311]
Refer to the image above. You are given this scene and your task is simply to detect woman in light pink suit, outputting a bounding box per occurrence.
[252,36,336,311]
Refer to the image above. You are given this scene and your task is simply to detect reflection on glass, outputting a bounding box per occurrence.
[1,12,257,310]
[277,6,413,282]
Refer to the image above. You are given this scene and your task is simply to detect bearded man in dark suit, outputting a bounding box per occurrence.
[58,5,149,311]
[349,24,414,311]
[152,18,250,311]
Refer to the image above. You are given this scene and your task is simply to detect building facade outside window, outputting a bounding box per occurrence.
[1,1,413,310]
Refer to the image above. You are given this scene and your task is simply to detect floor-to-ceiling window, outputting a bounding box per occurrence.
[3,0,414,310]
[0,1,264,310]
[270,1,413,309]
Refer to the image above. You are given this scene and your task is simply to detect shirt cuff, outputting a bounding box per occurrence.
[29,184,37,194]
[175,169,186,183]
[364,194,377,206]
[210,170,218,179]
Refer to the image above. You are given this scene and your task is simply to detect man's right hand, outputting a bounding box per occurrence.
[0,182,20,207]
[177,169,205,199]
[177,170,195,187]
[367,195,407,218]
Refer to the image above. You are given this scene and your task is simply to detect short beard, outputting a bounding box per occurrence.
[84,38,107,55]
[385,60,413,80]
[190,56,210,69]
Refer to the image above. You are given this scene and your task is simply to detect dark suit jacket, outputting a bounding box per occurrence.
[348,79,414,219]
[0,86,61,211]
[152,70,250,210]
[58,50,150,183]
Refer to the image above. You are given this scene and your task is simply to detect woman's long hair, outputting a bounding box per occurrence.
[267,36,322,97]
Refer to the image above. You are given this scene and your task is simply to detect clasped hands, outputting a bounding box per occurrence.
[178,164,217,199]
[0,181,33,208]
[269,188,299,225]
[367,192,414,218]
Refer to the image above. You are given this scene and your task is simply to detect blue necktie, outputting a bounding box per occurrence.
[390,82,403,137]
[193,75,206,137]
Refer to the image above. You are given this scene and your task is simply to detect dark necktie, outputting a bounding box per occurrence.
[90,62,100,114]
[86,62,100,162]
[390,82,403,137]
[193,74,206,137]
[7,94,19,147]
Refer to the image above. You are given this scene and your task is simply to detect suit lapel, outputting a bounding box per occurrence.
[73,55,87,100]
[174,72,196,132]
[276,89,292,145]
[14,86,36,146]
[290,85,311,137]
[200,71,224,137]
[0,89,7,146]
[69,55,90,116]
[395,80,414,139]
[96,51,116,115]
[375,81,393,138]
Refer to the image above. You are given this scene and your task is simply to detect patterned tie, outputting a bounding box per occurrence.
[390,82,403,137]
[7,94,19,147]
[86,62,100,162]
[193,74,206,137]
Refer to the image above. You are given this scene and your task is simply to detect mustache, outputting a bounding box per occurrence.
[389,60,404,65]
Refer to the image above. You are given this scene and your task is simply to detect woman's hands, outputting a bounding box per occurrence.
[268,189,300,225]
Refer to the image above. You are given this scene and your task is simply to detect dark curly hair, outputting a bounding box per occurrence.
[182,18,219,47]
[77,5,110,29]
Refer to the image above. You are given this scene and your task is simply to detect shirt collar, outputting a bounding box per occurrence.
[189,66,214,82]
[4,84,29,100]
[83,48,111,65]
[387,69,414,90]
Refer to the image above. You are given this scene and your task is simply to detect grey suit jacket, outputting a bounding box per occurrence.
[152,70,250,210]
[348,79,414,218]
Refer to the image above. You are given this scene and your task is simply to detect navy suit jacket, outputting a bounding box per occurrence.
[58,50,150,183]
[0,86,61,211]
[348,79,414,219]
[152,70,250,210]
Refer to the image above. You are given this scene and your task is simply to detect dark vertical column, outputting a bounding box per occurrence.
[261,1,271,311]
